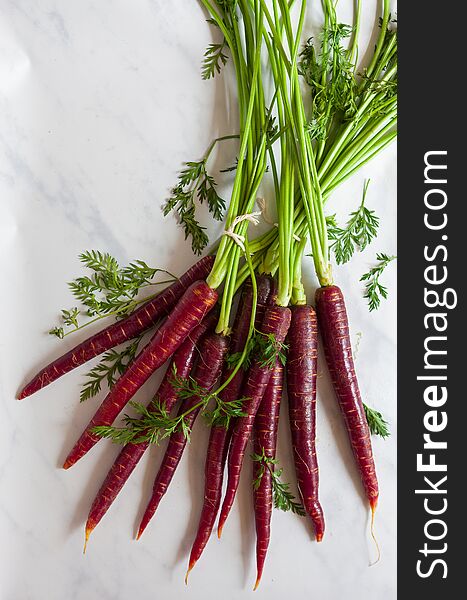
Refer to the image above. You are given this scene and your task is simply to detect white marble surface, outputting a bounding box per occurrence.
[0,2,396,599]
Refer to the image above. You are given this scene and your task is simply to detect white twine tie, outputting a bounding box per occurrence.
[222,211,262,252]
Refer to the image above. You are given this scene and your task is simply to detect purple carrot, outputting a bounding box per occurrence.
[315,285,378,513]
[253,359,283,590]
[218,304,291,536]
[137,333,229,538]
[63,280,218,469]
[186,275,273,578]
[83,311,218,547]
[287,304,324,541]
[19,255,214,399]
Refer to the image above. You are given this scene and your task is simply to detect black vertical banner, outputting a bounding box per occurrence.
[398,2,464,596]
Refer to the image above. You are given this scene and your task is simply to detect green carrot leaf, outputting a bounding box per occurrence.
[252,448,305,515]
[252,463,265,491]
[201,41,228,80]
[49,326,65,339]
[50,251,175,339]
[203,396,247,428]
[329,181,379,264]
[169,367,209,403]
[299,22,357,141]
[61,307,80,328]
[271,472,306,516]
[93,399,177,445]
[226,330,288,372]
[180,205,210,255]
[360,252,396,311]
[225,333,258,370]
[178,161,205,187]
[363,403,390,438]
[180,418,192,443]
[171,365,247,429]
[80,335,143,402]
[93,361,248,443]
[255,332,288,370]
[164,155,226,254]
[197,173,226,221]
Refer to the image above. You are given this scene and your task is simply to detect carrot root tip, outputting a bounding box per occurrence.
[253,576,262,591]
[185,561,195,585]
[369,503,381,566]
[185,558,196,585]
[217,524,224,539]
[316,532,323,543]
[83,526,92,554]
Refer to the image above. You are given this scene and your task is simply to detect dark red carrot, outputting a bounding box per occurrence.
[84,311,218,546]
[217,304,291,537]
[186,424,231,576]
[315,285,378,512]
[137,333,229,538]
[186,275,273,578]
[63,280,218,469]
[286,304,324,541]
[18,256,215,400]
[253,358,283,591]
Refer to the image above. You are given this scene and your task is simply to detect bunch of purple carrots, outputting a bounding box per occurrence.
[18,0,396,589]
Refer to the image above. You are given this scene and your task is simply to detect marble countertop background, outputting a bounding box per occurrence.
[0,2,396,599]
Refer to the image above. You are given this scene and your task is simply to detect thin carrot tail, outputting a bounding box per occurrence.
[369,497,381,565]
[63,431,99,469]
[63,455,76,470]
[253,543,266,591]
[185,558,196,585]
[136,514,151,540]
[18,384,35,400]
[83,521,94,554]
[187,425,231,567]
[253,531,268,590]
[137,494,161,539]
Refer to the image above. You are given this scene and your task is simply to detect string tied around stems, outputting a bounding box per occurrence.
[222,211,262,252]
